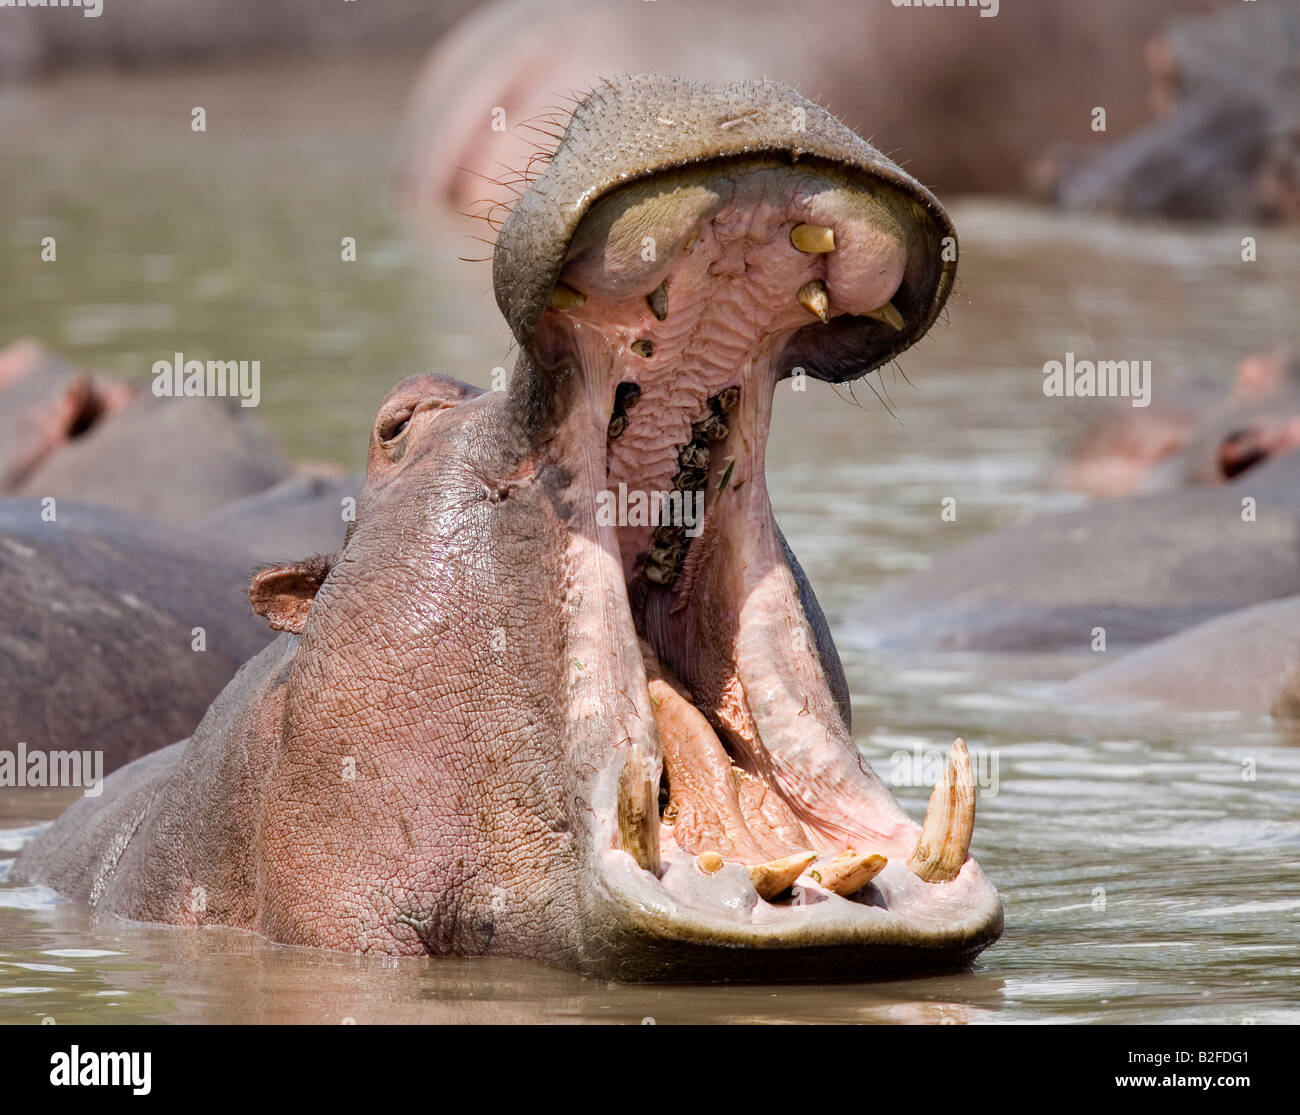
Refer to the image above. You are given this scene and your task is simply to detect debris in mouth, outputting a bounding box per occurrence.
[606,380,642,441]
[641,386,737,587]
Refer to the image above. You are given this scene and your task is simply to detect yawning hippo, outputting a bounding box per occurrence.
[16,76,1001,980]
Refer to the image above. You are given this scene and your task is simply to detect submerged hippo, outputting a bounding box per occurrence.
[0,499,276,773]
[1,471,359,777]
[16,76,1001,980]
[1058,595,1300,719]
[0,340,290,523]
[403,0,1199,214]
[855,450,1300,653]
[1056,350,1300,499]
[1043,1,1300,222]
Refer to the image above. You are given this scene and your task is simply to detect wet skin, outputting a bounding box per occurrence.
[16,76,1001,980]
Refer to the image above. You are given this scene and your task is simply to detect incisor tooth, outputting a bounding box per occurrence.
[790,223,836,253]
[748,851,817,899]
[549,282,586,311]
[617,742,660,876]
[907,738,975,883]
[697,850,725,875]
[817,851,887,896]
[863,300,905,331]
[797,280,831,323]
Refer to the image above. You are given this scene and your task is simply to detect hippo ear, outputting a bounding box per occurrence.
[249,554,332,634]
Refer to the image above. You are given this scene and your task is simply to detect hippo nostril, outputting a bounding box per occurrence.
[379,411,413,443]
[631,339,654,358]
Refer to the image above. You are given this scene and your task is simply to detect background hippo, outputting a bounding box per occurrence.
[1057,595,1300,718]
[0,470,365,776]
[0,340,291,523]
[1043,2,1300,221]
[1056,349,1300,498]
[0,499,275,773]
[853,451,1300,653]
[14,76,1001,981]
[399,0,1216,213]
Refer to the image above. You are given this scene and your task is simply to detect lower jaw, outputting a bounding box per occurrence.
[543,347,997,955]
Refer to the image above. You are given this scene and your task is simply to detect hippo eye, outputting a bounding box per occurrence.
[379,409,414,443]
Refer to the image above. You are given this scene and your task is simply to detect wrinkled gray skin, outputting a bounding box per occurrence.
[1058,595,1300,719]
[855,452,1300,653]
[17,76,1001,981]
[1047,1,1300,221]
[0,472,357,774]
[1,340,290,523]
[0,499,275,772]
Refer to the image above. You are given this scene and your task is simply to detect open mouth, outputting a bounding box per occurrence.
[520,155,1000,973]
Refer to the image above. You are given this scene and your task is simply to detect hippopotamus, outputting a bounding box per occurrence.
[0,499,276,773]
[854,450,1300,653]
[1057,351,1300,498]
[15,75,1001,980]
[1057,595,1300,718]
[1042,1,1300,221]
[0,340,291,523]
[191,470,363,565]
[0,472,360,775]
[401,0,1207,214]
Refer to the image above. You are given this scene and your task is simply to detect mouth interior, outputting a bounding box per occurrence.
[535,161,976,918]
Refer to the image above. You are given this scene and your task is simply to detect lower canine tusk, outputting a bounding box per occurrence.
[617,742,661,876]
[818,851,887,896]
[748,851,817,899]
[907,738,975,883]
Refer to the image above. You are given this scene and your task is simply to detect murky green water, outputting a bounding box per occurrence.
[2,56,1299,1024]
